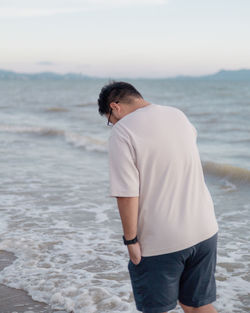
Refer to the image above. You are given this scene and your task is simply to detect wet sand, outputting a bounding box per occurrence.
[0,250,67,313]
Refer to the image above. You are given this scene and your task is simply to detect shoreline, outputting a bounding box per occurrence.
[0,250,67,313]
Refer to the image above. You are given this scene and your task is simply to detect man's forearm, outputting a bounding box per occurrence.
[116,197,139,240]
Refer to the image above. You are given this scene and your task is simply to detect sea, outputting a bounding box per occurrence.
[0,78,249,313]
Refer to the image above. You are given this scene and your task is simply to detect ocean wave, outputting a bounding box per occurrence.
[45,107,69,112]
[64,132,107,152]
[0,124,107,153]
[74,102,95,107]
[228,138,250,143]
[1,125,249,176]
[221,127,249,132]
[0,125,64,136]
[190,111,212,117]
[202,161,250,183]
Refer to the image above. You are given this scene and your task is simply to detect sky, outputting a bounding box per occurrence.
[0,0,249,78]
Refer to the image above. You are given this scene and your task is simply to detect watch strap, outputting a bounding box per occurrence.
[123,235,138,245]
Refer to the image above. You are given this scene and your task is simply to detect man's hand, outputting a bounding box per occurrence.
[128,242,142,265]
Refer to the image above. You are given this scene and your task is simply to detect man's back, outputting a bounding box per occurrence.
[108,103,218,256]
[100,82,218,312]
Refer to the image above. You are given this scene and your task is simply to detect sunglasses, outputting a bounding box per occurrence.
[107,108,113,126]
[107,101,119,126]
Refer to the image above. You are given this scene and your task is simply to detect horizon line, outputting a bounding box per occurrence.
[0,68,250,80]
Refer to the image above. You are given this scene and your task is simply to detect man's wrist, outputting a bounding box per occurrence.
[123,235,138,245]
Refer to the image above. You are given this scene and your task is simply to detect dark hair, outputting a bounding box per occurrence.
[97,81,143,115]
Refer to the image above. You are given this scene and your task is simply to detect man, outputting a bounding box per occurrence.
[97,81,219,313]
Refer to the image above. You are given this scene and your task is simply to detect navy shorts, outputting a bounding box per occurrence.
[128,232,218,313]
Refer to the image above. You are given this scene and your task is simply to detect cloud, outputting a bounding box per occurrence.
[0,0,168,18]
[0,7,89,18]
[36,61,55,66]
[87,0,168,4]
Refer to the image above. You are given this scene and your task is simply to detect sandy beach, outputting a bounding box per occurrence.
[0,250,67,313]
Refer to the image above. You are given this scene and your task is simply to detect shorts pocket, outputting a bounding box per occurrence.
[129,256,145,267]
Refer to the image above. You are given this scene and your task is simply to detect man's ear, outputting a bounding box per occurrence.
[110,101,121,113]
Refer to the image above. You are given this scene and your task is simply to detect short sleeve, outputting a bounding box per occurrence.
[176,108,197,138]
[190,122,197,137]
[108,131,139,197]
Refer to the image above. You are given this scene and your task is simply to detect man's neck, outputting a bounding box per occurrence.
[128,98,151,114]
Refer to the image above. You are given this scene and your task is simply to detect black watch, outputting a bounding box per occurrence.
[123,235,138,245]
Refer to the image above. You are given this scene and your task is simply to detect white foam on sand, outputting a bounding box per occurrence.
[0,201,134,313]
[0,188,249,312]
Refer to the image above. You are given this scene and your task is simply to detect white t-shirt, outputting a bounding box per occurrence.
[108,103,219,256]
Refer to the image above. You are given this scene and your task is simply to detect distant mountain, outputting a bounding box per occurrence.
[204,69,250,80]
[0,69,92,80]
[0,68,250,80]
[173,69,250,81]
